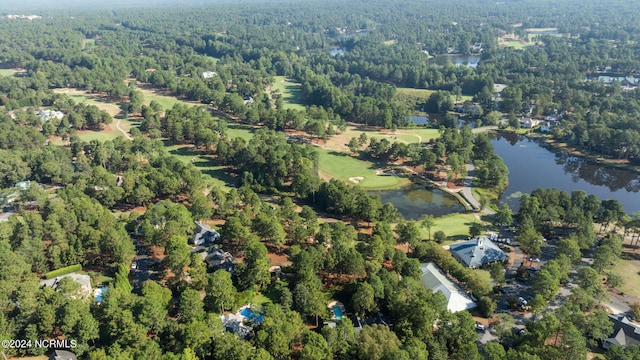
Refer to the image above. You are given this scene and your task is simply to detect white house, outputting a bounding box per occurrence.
[420,262,476,313]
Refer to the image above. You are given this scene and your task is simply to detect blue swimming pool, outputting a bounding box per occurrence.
[333,306,343,320]
[94,286,108,303]
[240,307,264,323]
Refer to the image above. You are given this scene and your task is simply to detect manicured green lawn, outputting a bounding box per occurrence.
[226,123,256,141]
[136,85,199,110]
[396,87,472,103]
[0,69,18,77]
[271,76,306,111]
[500,40,532,50]
[315,147,411,190]
[50,129,122,145]
[419,212,479,242]
[251,293,272,306]
[396,87,436,100]
[612,257,640,298]
[165,144,236,191]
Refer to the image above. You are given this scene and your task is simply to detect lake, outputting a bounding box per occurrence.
[428,55,481,68]
[491,133,640,213]
[407,115,429,125]
[372,185,466,220]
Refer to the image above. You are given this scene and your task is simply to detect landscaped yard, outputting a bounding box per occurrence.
[271,76,306,111]
[315,147,411,190]
[612,255,640,298]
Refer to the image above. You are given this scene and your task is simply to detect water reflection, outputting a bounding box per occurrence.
[428,55,481,68]
[371,185,465,220]
[491,134,640,213]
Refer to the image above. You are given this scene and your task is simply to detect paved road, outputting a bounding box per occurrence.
[460,164,482,211]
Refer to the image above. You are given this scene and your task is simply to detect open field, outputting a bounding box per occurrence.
[0,68,19,77]
[226,123,257,141]
[135,83,200,110]
[419,212,479,242]
[82,38,96,49]
[165,144,236,191]
[500,39,533,50]
[204,55,219,65]
[612,253,640,298]
[525,27,559,33]
[49,128,123,145]
[383,39,397,46]
[396,87,473,103]
[323,125,439,152]
[396,87,436,100]
[271,76,306,111]
[52,88,123,117]
[316,147,411,190]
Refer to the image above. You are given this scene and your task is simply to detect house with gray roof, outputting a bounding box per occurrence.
[420,262,476,312]
[199,248,234,272]
[50,350,77,360]
[603,315,640,349]
[40,273,93,298]
[191,221,220,246]
[449,237,508,268]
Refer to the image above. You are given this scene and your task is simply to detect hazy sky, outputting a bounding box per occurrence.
[0,0,237,11]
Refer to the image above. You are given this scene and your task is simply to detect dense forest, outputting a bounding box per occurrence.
[0,0,639,359]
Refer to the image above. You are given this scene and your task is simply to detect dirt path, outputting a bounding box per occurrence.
[115,119,133,140]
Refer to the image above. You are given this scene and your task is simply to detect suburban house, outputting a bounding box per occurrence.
[199,248,234,272]
[40,273,93,298]
[449,237,508,268]
[220,313,253,339]
[420,262,477,312]
[540,120,560,133]
[598,76,640,87]
[603,315,640,349]
[202,71,218,79]
[191,221,220,246]
[35,109,64,122]
[519,118,542,129]
[49,350,77,360]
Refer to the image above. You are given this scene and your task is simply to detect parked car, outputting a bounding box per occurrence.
[518,297,528,306]
[131,261,137,270]
[529,257,540,262]
[475,323,486,331]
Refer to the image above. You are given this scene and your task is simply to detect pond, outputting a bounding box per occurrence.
[372,185,466,220]
[491,133,640,213]
[428,55,481,68]
[407,115,430,125]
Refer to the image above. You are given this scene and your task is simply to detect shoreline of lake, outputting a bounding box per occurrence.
[491,131,640,214]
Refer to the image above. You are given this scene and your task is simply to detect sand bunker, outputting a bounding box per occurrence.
[349,176,364,183]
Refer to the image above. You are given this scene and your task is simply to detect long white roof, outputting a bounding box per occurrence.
[420,262,476,313]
